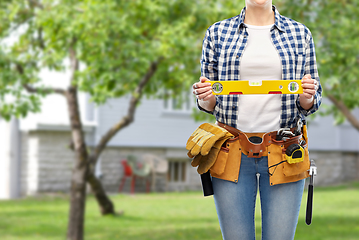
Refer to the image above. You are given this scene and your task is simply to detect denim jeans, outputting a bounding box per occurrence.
[212,153,305,240]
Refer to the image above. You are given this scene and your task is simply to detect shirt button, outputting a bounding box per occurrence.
[232,106,236,109]
[236,55,239,58]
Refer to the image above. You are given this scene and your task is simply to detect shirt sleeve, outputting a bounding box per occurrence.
[296,32,322,116]
[197,27,219,114]
[200,28,218,81]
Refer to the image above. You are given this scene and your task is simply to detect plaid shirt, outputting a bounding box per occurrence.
[199,6,322,129]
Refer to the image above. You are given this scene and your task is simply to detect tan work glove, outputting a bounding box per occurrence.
[191,136,229,174]
[186,123,233,157]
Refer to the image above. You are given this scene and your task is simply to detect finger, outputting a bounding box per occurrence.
[301,75,314,84]
[202,92,215,101]
[199,76,209,83]
[302,89,316,98]
[302,79,319,91]
[196,88,213,100]
[303,74,311,80]
[191,154,202,167]
[200,90,215,101]
[195,82,212,90]
[301,78,318,88]
[197,94,212,101]
[300,92,312,100]
[193,82,209,90]
[194,86,212,94]
[301,83,316,90]
[196,91,212,100]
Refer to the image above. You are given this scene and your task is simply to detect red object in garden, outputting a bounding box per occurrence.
[118,158,151,194]
[122,159,133,176]
[118,159,135,193]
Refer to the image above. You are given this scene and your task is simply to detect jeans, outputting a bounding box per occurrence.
[212,153,305,240]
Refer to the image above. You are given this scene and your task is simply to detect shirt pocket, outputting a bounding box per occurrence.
[218,38,242,81]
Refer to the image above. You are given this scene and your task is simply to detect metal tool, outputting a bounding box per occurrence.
[306,159,317,225]
[276,128,295,141]
[294,118,303,136]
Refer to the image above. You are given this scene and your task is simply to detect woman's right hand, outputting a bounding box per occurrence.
[192,76,215,101]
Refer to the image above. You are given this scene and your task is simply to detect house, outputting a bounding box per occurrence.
[1,83,359,199]
[0,82,206,198]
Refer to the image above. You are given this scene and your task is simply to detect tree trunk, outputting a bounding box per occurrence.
[66,87,89,240]
[86,171,115,215]
[85,59,161,215]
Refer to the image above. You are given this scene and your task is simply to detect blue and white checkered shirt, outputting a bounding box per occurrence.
[199,6,322,129]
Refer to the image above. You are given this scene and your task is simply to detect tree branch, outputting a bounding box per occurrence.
[88,58,162,165]
[23,83,66,95]
[37,27,46,49]
[27,0,44,9]
[327,94,359,131]
[15,63,66,95]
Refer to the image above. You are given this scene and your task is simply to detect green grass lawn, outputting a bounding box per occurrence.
[0,182,358,240]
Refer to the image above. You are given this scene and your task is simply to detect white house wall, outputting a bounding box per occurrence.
[308,106,359,152]
[94,96,205,148]
[0,118,21,199]
[0,117,13,199]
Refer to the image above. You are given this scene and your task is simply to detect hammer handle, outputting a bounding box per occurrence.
[200,171,214,197]
[306,184,313,225]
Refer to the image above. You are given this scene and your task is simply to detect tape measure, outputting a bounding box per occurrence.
[285,144,305,164]
[207,80,303,95]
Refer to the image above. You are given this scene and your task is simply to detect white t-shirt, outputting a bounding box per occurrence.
[237,24,282,133]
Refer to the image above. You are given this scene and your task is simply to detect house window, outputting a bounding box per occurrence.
[168,160,187,183]
[163,90,195,113]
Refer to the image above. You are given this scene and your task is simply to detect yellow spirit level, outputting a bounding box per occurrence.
[207,80,303,95]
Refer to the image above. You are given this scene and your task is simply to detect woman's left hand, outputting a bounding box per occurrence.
[299,74,318,110]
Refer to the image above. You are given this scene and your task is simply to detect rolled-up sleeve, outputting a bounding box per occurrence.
[297,32,322,116]
[197,27,219,115]
[200,28,218,81]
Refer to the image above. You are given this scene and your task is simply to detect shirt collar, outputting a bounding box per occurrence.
[238,5,285,32]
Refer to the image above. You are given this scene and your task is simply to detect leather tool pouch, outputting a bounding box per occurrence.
[239,133,267,158]
[210,137,242,183]
[283,147,310,177]
[268,126,310,186]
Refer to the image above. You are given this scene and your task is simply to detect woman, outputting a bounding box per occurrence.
[192,1,322,239]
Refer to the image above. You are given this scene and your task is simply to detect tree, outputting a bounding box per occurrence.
[0,1,237,239]
[276,0,359,130]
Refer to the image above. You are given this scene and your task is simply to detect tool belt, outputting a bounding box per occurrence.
[186,121,310,191]
[211,122,310,186]
[216,122,303,158]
